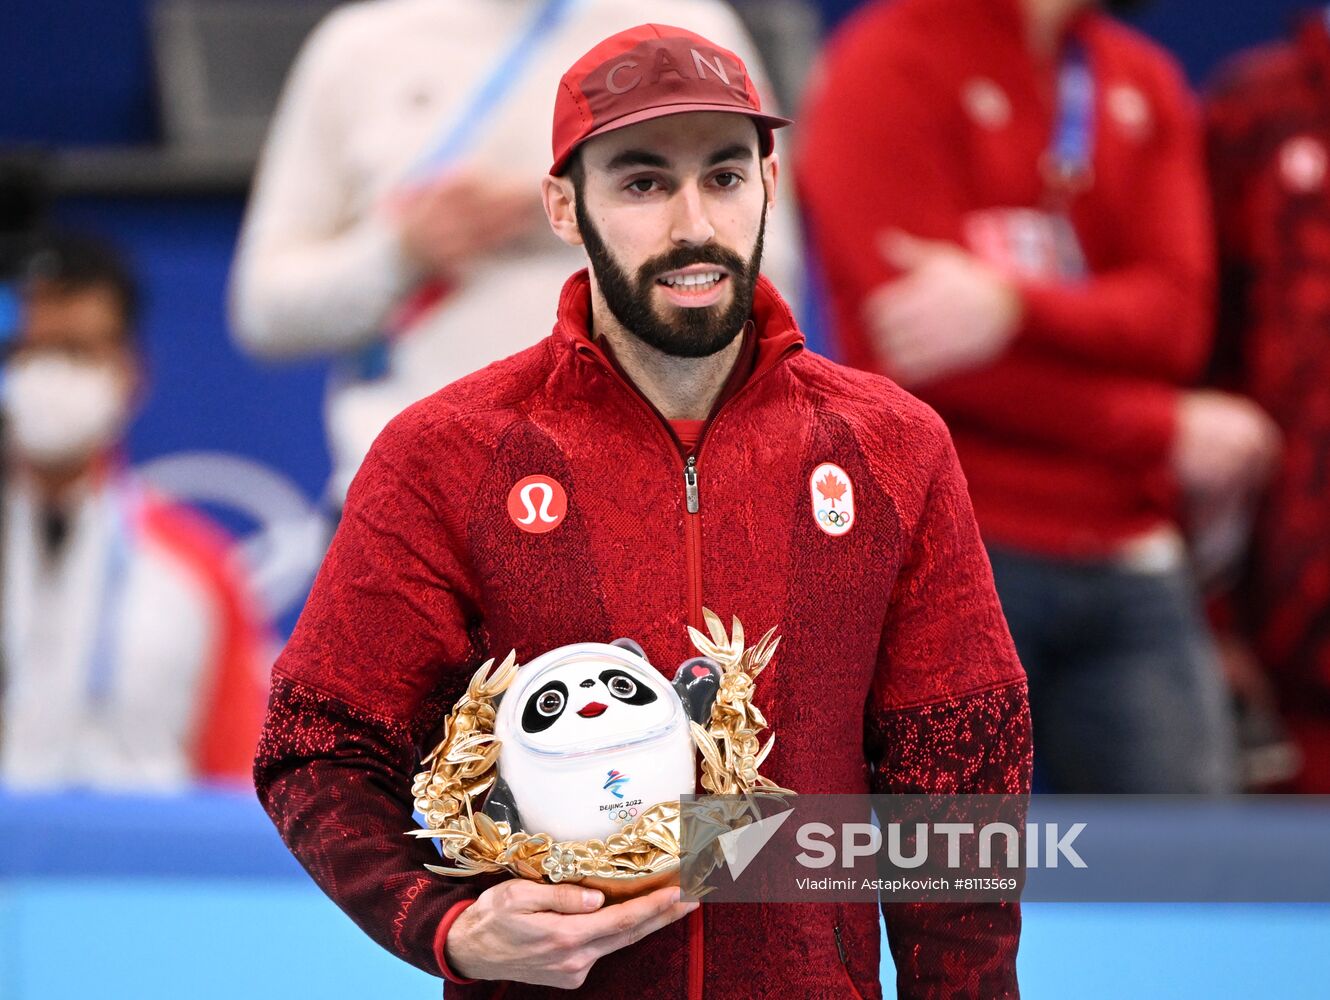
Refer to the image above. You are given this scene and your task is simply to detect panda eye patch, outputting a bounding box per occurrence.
[522,680,569,733]
[599,669,657,705]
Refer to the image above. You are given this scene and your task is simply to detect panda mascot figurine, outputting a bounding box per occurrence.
[484,638,721,843]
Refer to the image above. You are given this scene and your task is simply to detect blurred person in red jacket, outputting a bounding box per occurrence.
[0,234,271,790]
[797,0,1281,793]
[255,24,1031,998]
[1206,8,1330,793]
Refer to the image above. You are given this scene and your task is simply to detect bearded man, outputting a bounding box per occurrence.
[257,24,1031,999]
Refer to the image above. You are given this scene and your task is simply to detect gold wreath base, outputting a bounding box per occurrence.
[408,609,793,900]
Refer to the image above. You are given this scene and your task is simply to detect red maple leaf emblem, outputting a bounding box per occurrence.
[816,472,848,507]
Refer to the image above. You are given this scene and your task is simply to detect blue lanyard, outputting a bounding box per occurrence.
[355,0,579,380]
[85,483,138,707]
[1045,39,1095,199]
[403,0,579,183]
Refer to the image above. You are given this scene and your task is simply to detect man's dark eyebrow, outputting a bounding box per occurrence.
[605,149,671,172]
[706,144,755,166]
[603,144,755,172]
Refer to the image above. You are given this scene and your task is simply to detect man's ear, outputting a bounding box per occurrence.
[542,174,583,248]
[761,152,779,212]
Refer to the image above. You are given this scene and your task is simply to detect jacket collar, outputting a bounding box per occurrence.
[554,268,805,383]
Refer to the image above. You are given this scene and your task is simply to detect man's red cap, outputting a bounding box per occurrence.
[550,24,792,176]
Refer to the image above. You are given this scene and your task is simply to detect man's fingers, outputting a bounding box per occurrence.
[864,284,918,343]
[507,879,604,914]
[862,282,900,329]
[585,899,698,959]
[864,271,941,332]
[872,304,938,365]
[555,885,687,941]
[876,323,949,385]
[877,292,937,338]
[878,228,950,272]
[545,883,605,915]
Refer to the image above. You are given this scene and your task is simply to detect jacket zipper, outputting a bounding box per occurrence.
[577,338,801,1000]
[683,456,703,622]
[833,913,865,1000]
[665,350,800,1000]
[683,453,705,1000]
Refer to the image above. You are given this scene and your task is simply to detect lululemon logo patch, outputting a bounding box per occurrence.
[810,462,854,537]
[507,475,567,534]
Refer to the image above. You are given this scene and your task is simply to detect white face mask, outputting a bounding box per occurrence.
[3,355,131,467]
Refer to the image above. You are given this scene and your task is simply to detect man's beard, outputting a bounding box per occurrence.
[575,195,766,359]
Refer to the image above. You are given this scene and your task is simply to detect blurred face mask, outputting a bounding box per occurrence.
[3,354,130,467]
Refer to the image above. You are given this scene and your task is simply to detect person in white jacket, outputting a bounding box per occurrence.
[229,0,802,504]
[1,234,270,789]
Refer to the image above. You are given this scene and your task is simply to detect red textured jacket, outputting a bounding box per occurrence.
[1206,12,1330,693]
[1206,11,1330,787]
[796,0,1215,558]
[255,271,1031,999]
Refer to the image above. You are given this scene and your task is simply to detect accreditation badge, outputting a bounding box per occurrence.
[964,206,1088,282]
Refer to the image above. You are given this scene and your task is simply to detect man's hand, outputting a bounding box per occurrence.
[1174,390,1281,500]
[863,230,1022,386]
[445,880,697,988]
[390,171,541,278]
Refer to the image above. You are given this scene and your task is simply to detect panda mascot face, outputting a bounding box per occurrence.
[488,640,720,843]
[517,658,678,753]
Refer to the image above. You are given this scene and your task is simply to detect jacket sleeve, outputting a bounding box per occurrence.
[917,348,1180,470]
[254,411,494,977]
[865,420,1033,1000]
[796,27,1207,436]
[228,7,422,359]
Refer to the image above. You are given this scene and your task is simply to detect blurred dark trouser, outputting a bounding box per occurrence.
[988,546,1237,794]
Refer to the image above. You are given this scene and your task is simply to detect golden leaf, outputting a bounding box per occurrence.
[686,626,725,664]
[754,734,775,769]
[703,607,727,648]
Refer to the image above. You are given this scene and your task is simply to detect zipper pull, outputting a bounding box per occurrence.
[833,923,848,965]
[684,456,699,514]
